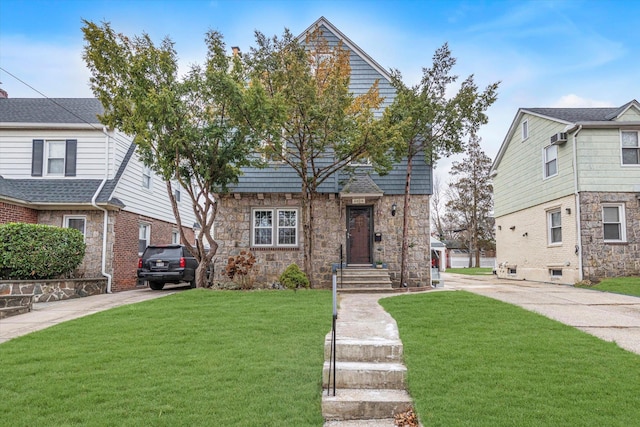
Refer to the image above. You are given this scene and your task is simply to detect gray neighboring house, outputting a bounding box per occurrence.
[491,100,640,284]
[212,17,433,288]
[0,96,196,291]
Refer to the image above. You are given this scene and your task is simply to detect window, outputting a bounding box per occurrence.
[603,204,626,242]
[548,209,562,244]
[142,165,152,189]
[252,208,298,247]
[621,131,640,165]
[139,223,150,254]
[171,230,180,244]
[508,267,517,275]
[173,182,181,202]
[522,120,529,140]
[64,216,86,239]
[544,145,558,178]
[31,139,77,177]
[550,269,562,278]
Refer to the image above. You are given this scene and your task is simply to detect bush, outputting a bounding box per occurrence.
[279,264,309,290]
[0,222,86,280]
[225,251,256,289]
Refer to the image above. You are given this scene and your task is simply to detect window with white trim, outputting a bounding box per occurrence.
[603,204,626,242]
[64,215,86,239]
[172,181,181,202]
[46,141,66,175]
[522,120,529,140]
[142,165,152,189]
[139,223,150,254]
[171,230,180,244]
[252,208,298,247]
[621,131,640,165]
[544,145,558,178]
[548,209,562,244]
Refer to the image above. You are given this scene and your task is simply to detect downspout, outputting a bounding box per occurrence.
[572,125,583,282]
[91,127,113,293]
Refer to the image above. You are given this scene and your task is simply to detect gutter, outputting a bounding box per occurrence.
[90,127,113,293]
[572,125,583,282]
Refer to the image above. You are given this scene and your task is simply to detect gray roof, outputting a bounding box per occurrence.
[340,173,383,195]
[0,98,104,124]
[525,100,638,123]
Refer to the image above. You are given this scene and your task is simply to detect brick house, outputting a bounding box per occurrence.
[211,17,433,288]
[0,96,196,291]
[491,100,640,284]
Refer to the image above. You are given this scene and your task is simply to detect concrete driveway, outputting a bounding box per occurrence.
[442,272,640,356]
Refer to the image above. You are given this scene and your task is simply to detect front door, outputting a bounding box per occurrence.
[347,206,372,264]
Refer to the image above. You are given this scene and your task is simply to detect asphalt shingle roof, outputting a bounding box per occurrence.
[525,100,638,123]
[0,177,123,207]
[0,98,104,124]
[341,173,383,194]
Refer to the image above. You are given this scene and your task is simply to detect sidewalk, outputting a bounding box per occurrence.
[0,287,178,344]
[442,272,640,356]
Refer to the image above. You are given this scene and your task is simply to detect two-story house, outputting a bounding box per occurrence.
[491,100,640,284]
[212,17,433,288]
[0,95,197,291]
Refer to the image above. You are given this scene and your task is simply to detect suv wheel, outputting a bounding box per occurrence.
[149,282,165,290]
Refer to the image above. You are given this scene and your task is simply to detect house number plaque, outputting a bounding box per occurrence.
[351,198,365,204]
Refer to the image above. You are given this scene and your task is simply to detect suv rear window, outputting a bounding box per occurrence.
[143,247,183,258]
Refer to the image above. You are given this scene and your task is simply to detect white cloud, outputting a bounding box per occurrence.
[551,94,615,108]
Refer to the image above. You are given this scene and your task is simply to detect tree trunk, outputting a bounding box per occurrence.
[400,154,414,287]
[301,182,314,287]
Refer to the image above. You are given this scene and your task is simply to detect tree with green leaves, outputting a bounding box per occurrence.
[245,26,393,286]
[446,134,495,267]
[82,21,269,287]
[384,43,499,286]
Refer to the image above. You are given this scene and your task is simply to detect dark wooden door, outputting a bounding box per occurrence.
[347,207,372,264]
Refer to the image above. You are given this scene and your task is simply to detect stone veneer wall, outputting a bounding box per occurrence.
[214,193,431,288]
[580,192,640,281]
[0,278,107,302]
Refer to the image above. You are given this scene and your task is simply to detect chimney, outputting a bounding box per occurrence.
[0,87,7,99]
[231,46,241,57]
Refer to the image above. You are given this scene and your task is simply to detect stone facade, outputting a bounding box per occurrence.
[580,192,640,281]
[214,193,430,288]
[0,278,107,302]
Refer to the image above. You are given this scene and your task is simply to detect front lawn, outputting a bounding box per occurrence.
[576,276,640,297]
[0,290,331,426]
[381,291,640,426]
[446,267,493,275]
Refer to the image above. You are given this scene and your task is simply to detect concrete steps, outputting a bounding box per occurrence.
[322,293,418,425]
[337,268,393,292]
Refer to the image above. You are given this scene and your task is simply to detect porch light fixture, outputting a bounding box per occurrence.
[192,222,201,235]
[391,203,397,216]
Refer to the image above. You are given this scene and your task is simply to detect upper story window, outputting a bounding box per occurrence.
[621,131,639,165]
[521,120,529,141]
[172,180,181,202]
[64,215,86,239]
[139,223,150,254]
[544,145,558,178]
[252,208,298,247]
[547,209,562,245]
[602,204,626,242]
[31,139,77,177]
[142,165,152,189]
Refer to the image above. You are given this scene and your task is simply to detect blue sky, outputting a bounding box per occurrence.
[1,0,638,180]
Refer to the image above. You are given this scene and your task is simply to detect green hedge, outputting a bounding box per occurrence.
[0,222,86,280]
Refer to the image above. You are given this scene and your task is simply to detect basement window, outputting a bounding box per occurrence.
[507,267,517,275]
[549,269,562,278]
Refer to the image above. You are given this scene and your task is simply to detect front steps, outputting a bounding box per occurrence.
[321,294,417,425]
[336,268,393,292]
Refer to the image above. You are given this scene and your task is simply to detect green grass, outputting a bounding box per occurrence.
[576,276,640,297]
[0,289,331,426]
[381,291,640,427]
[446,267,493,275]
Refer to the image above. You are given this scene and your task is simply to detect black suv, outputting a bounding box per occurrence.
[137,245,198,290]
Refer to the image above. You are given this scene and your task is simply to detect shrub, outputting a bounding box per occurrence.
[279,264,309,290]
[0,222,86,280]
[225,251,256,289]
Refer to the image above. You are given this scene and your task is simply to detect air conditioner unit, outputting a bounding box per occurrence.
[550,132,568,145]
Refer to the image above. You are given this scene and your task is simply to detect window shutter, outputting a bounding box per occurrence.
[31,139,44,176]
[65,139,77,176]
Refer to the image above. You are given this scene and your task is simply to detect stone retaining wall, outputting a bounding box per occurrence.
[0,278,107,303]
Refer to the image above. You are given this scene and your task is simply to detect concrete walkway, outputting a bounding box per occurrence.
[442,272,640,356]
[0,286,179,344]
